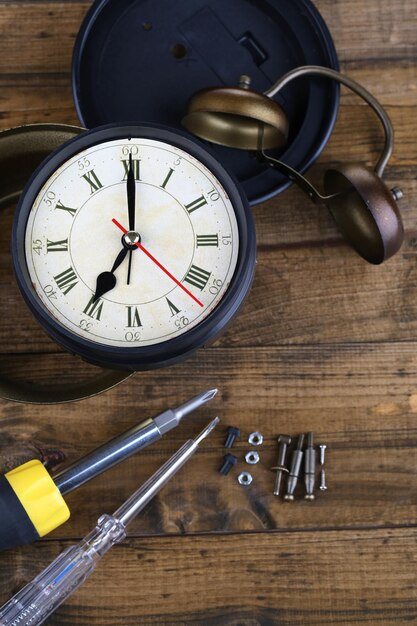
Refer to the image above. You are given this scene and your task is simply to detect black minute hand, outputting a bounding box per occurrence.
[126,152,136,285]
[93,246,129,302]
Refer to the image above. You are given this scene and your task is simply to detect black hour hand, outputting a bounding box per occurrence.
[93,247,129,302]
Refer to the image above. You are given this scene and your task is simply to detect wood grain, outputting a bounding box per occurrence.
[0,0,416,624]
[1,343,417,537]
[1,529,417,625]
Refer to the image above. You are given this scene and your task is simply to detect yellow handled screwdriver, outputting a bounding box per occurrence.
[0,417,219,626]
[0,388,217,551]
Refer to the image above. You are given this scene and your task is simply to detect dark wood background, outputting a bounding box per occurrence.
[1,1,417,624]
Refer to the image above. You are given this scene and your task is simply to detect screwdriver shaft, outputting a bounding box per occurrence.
[54,389,217,495]
[116,417,220,527]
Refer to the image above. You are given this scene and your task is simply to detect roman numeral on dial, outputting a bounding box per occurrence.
[84,296,104,320]
[166,297,180,317]
[161,168,174,189]
[55,200,77,217]
[122,159,141,180]
[196,234,219,247]
[54,267,78,295]
[184,265,211,291]
[47,238,68,252]
[126,306,142,327]
[82,169,103,194]
[185,195,207,214]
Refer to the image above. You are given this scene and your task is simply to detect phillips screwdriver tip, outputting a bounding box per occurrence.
[204,388,218,400]
[174,388,218,420]
[155,389,219,436]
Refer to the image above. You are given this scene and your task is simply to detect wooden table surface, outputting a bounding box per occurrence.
[1,1,417,624]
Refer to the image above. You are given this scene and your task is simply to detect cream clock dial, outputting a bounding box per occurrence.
[14,124,255,370]
[25,138,239,347]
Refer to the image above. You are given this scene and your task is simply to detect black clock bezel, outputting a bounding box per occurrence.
[12,123,256,370]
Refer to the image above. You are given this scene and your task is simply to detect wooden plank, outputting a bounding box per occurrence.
[0,529,416,625]
[1,342,417,536]
[320,0,417,63]
[0,3,88,74]
[0,76,77,127]
[0,1,415,625]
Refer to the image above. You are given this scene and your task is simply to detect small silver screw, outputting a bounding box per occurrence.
[319,469,327,491]
[391,187,403,201]
[238,74,252,90]
[319,444,327,466]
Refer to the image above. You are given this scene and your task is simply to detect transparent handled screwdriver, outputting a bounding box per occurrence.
[0,417,219,626]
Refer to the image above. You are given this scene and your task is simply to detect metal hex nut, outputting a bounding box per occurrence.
[248,431,263,446]
[245,451,260,465]
[238,471,253,486]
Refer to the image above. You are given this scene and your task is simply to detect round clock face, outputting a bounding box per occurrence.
[24,136,240,348]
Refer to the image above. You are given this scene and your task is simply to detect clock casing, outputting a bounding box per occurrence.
[12,123,256,371]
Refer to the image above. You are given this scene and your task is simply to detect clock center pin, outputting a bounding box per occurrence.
[122,230,141,249]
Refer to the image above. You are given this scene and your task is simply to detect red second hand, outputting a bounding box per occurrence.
[112,218,204,308]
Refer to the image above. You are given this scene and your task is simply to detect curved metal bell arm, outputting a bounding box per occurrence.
[258,148,340,204]
[265,65,393,177]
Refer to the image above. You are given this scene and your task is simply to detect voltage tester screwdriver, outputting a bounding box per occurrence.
[0,388,217,551]
[0,417,220,626]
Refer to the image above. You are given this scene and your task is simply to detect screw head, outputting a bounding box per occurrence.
[319,444,327,465]
[224,426,240,449]
[219,453,238,476]
[238,74,252,89]
[391,186,403,201]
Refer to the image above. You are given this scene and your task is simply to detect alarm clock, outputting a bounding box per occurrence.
[12,123,256,371]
